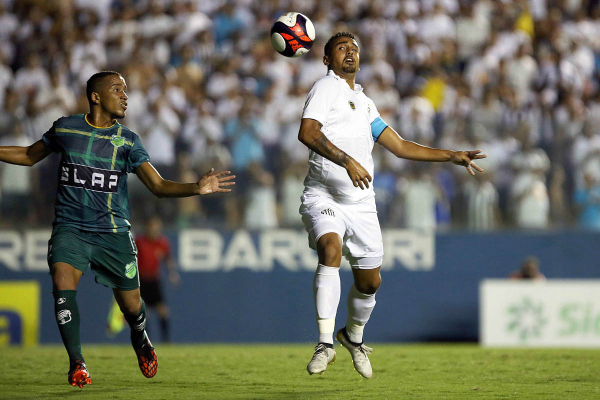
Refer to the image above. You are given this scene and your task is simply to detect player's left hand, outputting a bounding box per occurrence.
[450,150,487,176]
[198,169,236,195]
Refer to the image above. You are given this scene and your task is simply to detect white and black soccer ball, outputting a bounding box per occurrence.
[270,12,315,58]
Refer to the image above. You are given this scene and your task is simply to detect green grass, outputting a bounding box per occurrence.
[1,344,599,399]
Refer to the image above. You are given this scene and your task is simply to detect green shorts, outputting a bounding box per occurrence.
[48,226,139,291]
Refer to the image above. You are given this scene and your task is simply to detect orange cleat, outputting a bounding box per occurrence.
[134,335,158,378]
[68,360,91,388]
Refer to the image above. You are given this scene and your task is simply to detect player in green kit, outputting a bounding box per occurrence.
[0,71,235,388]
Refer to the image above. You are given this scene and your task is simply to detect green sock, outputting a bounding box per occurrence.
[53,290,84,367]
[124,300,147,348]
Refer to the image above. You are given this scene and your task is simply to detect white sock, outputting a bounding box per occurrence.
[346,283,376,344]
[313,264,340,345]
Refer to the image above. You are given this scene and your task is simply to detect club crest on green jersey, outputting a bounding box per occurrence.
[110,135,125,147]
[125,260,137,279]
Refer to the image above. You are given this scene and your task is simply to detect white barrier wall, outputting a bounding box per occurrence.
[480,280,600,347]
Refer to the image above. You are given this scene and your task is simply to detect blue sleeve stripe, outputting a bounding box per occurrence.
[371,117,387,141]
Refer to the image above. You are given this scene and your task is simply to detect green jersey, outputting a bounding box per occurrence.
[41,114,150,233]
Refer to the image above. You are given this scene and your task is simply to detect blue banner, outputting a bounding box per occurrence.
[0,229,598,343]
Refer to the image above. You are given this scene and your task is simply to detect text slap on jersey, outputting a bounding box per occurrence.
[60,162,123,193]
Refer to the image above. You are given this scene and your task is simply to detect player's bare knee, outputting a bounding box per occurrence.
[321,246,342,267]
[355,274,381,294]
[50,264,80,290]
[51,273,69,288]
[356,281,380,295]
[120,302,142,316]
[118,296,142,315]
[358,283,379,295]
[317,236,342,267]
[316,233,343,264]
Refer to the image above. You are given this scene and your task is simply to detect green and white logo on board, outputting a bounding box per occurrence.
[110,135,125,147]
[125,260,137,279]
[506,297,548,342]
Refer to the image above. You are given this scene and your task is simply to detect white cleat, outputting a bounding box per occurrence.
[307,343,336,375]
[336,329,373,378]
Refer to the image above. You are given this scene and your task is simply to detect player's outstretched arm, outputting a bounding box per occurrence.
[376,127,487,176]
[298,118,372,189]
[135,162,235,198]
[0,140,52,166]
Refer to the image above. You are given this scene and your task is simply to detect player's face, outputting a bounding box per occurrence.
[100,75,128,119]
[326,37,360,75]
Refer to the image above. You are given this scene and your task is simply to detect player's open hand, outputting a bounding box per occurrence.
[450,150,487,176]
[346,158,372,190]
[198,168,236,195]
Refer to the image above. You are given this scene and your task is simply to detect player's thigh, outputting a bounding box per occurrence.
[48,226,92,289]
[300,194,347,255]
[344,201,383,269]
[90,231,140,291]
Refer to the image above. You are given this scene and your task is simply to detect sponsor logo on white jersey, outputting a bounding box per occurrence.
[320,208,335,217]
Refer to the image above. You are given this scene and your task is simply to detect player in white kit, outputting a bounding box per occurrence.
[299,32,486,378]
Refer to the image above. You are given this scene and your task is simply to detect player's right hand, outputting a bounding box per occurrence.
[346,158,372,190]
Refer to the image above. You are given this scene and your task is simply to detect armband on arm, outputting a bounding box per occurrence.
[370,117,388,141]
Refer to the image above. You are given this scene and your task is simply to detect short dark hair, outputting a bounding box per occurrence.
[86,71,122,103]
[324,32,357,59]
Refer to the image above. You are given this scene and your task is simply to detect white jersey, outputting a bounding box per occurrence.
[302,70,381,204]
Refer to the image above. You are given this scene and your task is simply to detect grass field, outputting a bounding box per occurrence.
[1,344,599,399]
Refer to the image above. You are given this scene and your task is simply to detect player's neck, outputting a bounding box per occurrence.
[332,69,356,90]
[86,111,117,128]
[345,78,355,90]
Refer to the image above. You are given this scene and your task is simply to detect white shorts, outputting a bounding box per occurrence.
[299,192,383,269]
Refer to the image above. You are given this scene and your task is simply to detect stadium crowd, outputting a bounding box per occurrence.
[1,0,600,231]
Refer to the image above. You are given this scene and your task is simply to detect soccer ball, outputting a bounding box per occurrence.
[270,12,315,58]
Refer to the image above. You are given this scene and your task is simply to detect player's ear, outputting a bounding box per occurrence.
[90,92,101,105]
[323,55,330,66]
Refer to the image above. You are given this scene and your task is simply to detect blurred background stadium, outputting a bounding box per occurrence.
[1,0,600,348]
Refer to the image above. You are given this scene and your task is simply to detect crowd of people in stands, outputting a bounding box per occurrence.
[1,0,600,231]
